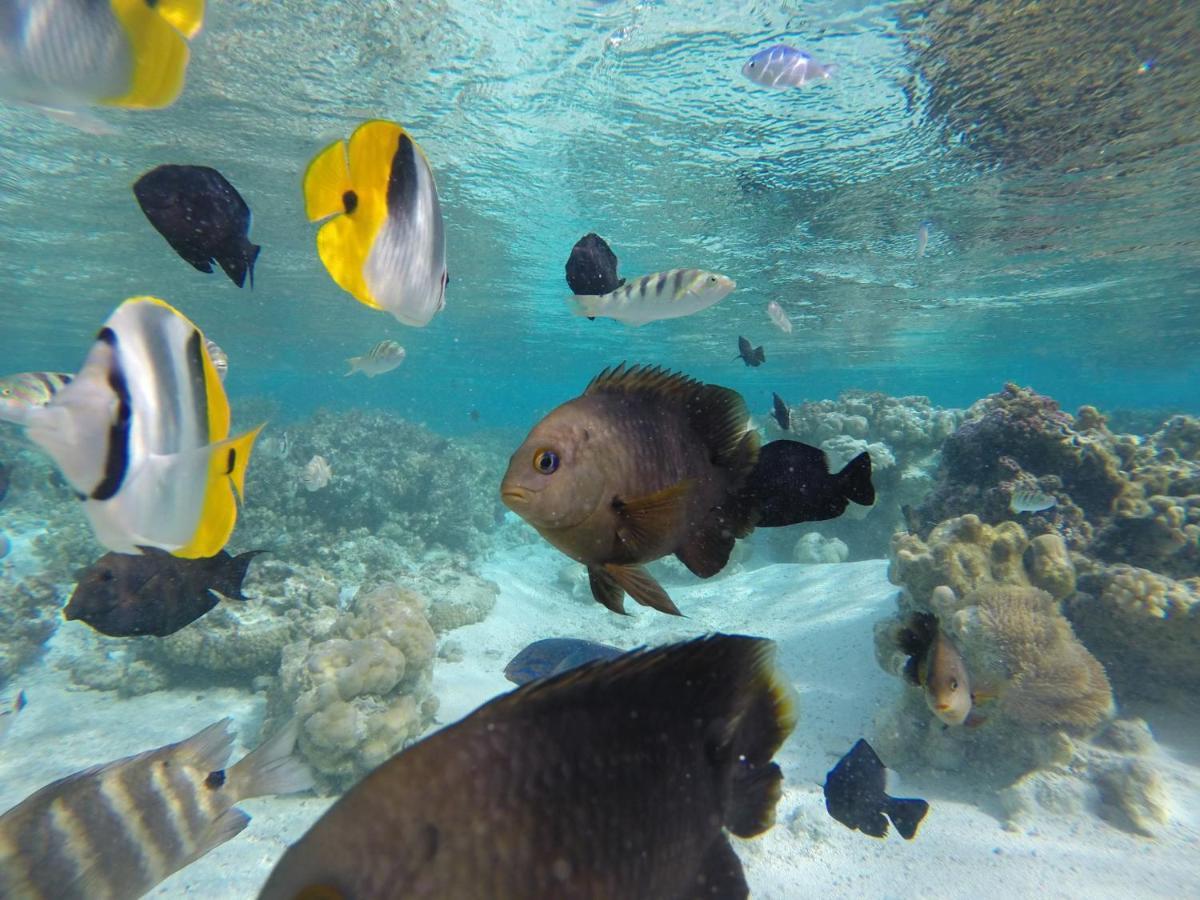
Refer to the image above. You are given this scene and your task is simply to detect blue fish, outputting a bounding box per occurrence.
[742,45,835,89]
[504,638,624,685]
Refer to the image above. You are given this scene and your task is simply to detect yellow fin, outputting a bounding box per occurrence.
[303,121,404,311]
[173,425,263,559]
[154,0,205,39]
[107,0,198,109]
[303,139,353,222]
[613,480,691,557]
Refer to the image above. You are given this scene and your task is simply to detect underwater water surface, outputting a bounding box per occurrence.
[1,0,1199,898]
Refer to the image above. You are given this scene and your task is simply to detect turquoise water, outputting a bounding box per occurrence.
[2,1,1199,898]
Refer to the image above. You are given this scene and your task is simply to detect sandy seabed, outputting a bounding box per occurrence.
[2,545,1198,899]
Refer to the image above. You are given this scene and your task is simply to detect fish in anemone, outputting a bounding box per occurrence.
[500,364,875,615]
[20,296,262,558]
[303,120,448,328]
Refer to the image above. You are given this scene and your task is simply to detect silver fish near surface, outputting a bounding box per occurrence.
[0,0,205,126]
[0,718,312,900]
[766,300,793,334]
[567,269,735,327]
[1010,487,1057,514]
[0,372,73,425]
[742,44,835,89]
[345,339,406,377]
[21,296,262,558]
[916,222,930,258]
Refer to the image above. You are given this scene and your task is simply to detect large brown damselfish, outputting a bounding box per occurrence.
[259,633,797,900]
[501,364,874,615]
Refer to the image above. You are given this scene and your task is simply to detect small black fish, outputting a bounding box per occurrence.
[565,232,624,297]
[824,739,928,840]
[771,392,790,431]
[133,164,261,288]
[504,637,624,685]
[67,547,263,637]
[468,408,480,422]
[742,441,874,527]
[735,336,765,367]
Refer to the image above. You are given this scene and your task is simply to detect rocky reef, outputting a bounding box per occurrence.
[764,390,963,560]
[0,575,61,687]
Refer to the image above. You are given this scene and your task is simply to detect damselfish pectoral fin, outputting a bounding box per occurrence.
[613,480,691,556]
[675,514,736,578]
[603,564,680,616]
[587,566,627,615]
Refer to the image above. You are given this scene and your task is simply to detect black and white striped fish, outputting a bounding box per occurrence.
[0,718,312,900]
[21,296,262,558]
[0,372,73,426]
[345,339,406,377]
[1009,487,1057,514]
[567,268,735,327]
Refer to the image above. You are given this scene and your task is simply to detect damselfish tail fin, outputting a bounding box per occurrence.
[217,240,260,289]
[837,451,875,507]
[208,549,265,600]
[227,718,315,800]
[885,796,929,840]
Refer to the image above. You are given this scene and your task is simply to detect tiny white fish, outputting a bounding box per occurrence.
[302,455,332,492]
[766,300,793,334]
[742,45,835,89]
[568,269,735,327]
[1010,487,1057,514]
[916,222,930,258]
[206,338,229,382]
[346,340,406,377]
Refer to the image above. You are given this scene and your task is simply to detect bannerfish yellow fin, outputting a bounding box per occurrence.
[106,0,204,109]
[603,563,680,616]
[303,121,406,311]
[173,425,263,559]
[613,480,691,556]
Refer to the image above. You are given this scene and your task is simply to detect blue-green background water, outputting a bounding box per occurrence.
[1,0,1197,431]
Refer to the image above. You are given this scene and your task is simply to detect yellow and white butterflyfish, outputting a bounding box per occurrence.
[303,119,449,328]
[0,0,205,118]
[22,296,261,559]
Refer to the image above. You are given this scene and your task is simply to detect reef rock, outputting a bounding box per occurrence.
[0,575,61,684]
[268,582,439,791]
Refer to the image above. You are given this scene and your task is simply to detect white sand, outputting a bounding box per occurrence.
[2,544,1198,898]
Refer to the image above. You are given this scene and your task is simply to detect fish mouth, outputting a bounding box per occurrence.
[935,703,951,712]
[501,486,532,507]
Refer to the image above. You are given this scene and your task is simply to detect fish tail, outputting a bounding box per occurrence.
[209,549,266,600]
[884,796,930,840]
[216,239,259,289]
[227,718,315,800]
[344,358,361,377]
[723,640,799,838]
[837,451,875,507]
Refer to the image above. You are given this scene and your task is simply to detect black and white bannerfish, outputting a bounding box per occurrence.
[303,120,449,328]
[567,268,736,327]
[21,297,262,558]
[0,0,205,130]
[0,718,313,900]
[0,372,73,425]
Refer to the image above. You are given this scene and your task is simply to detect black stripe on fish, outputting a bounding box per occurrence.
[672,269,686,296]
[184,329,210,445]
[91,328,132,502]
[32,371,57,394]
[386,132,419,220]
[225,447,237,476]
[653,271,668,296]
[118,762,183,883]
[638,277,649,300]
[342,190,358,214]
[164,761,209,844]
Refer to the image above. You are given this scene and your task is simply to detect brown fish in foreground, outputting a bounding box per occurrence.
[0,718,313,900]
[67,547,263,638]
[500,364,874,615]
[259,633,797,900]
[896,609,974,726]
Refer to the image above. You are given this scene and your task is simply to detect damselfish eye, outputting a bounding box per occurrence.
[949,677,959,691]
[533,449,560,474]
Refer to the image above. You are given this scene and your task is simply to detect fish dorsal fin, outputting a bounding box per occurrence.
[174,717,236,771]
[584,363,759,476]
[613,480,691,556]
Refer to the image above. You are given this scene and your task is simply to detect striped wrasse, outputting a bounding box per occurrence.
[0,718,312,900]
[567,268,735,327]
[0,372,72,426]
[345,339,406,377]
